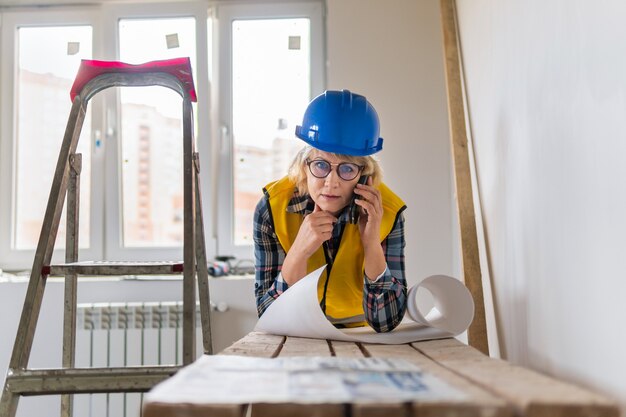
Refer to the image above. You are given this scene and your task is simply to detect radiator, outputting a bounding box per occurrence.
[72,302,204,417]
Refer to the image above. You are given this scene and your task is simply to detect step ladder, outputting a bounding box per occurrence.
[0,58,213,417]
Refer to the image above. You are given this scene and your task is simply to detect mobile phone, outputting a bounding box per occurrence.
[349,175,369,224]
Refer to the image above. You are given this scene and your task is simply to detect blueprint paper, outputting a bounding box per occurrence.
[145,355,467,404]
[254,265,474,344]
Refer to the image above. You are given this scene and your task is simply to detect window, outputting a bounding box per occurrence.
[16,26,93,250]
[214,2,325,259]
[0,9,102,269]
[0,1,324,271]
[108,12,201,260]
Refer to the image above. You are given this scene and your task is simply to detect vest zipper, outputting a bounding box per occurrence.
[319,241,332,313]
[319,223,346,314]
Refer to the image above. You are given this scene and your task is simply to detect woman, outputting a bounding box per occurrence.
[253,90,407,333]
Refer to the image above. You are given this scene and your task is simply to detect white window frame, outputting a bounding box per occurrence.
[0,7,105,271]
[100,2,214,262]
[213,1,326,260]
[0,2,215,270]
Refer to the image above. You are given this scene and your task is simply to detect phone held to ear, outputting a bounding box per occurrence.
[349,175,369,224]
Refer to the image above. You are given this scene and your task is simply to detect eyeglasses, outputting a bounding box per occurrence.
[306,158,363,181]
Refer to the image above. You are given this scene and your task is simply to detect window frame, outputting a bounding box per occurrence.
[0,7,105,271]
[0,3,215,270]
[100,2,214,262]
[213,1,326,260]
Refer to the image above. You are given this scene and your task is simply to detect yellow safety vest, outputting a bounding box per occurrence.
[264,176,406,325]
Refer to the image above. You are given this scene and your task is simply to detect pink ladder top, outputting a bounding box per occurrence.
[70,57,197,102]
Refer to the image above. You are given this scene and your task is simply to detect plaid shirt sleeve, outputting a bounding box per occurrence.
[253,196,290,317]
[363,212,408,333]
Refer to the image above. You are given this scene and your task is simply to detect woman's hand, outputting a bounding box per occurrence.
[291,204,337,257]
[282,204,336,285]
[354,177,383,250]
[354,177,387,280]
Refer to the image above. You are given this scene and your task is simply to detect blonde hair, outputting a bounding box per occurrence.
[287,146,383,195]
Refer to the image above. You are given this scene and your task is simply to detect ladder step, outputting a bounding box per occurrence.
[5,366,180,395]
[43,261,184,276]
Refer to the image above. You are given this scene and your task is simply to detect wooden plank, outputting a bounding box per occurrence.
[363,343,511,417]
[218,332,285,358]
[330,340,364,357]
[219,333,287,417]
[252,404,345,417]
[144,332,283,417]
[143,402,246,417]
[278,336,332,357]
[414,338,620,417]
[250,336,343,417]
[351,403,411,417]
[330,341,408,417]
[439,0,489,355]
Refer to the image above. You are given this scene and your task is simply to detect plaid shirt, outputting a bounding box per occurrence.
[253,187,407,333]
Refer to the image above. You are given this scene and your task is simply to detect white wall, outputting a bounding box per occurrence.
[326,0,458,288]
[456,0,626,409]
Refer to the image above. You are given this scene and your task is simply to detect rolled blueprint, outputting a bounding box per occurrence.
[255,265,474,344]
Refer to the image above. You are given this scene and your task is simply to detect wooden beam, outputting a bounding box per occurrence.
[439,0,489,355]
[219,332,285,358]
[252,336,342,417]
[358,342,513,417]
[413,338,619,417]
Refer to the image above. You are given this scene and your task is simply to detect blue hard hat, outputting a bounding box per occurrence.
[295,90,383,156]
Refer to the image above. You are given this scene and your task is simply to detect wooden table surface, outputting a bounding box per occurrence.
[143,332,619,417]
